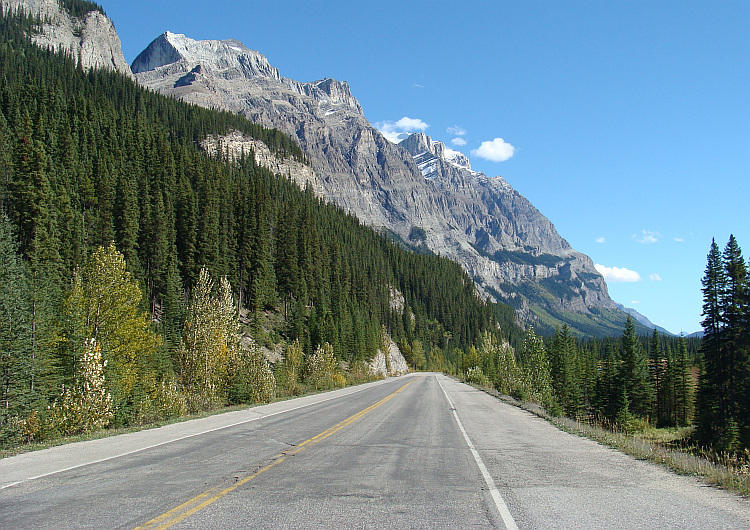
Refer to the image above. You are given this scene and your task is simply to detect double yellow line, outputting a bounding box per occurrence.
[134,378,417,530]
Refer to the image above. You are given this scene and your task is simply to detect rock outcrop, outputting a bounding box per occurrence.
[130,31,624,334]
[1,0,132,76]
[369,337,410,377]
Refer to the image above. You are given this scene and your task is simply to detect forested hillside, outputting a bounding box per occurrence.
[0,9,515,444]
[3,5,746,460]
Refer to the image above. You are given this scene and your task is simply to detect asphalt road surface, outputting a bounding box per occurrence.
[1,373,749,529]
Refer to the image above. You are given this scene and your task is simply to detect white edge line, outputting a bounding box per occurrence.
[2,376,412,490]
[437,375,519,530]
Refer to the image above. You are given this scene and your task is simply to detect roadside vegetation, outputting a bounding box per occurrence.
[0,8,514,452]
[457,232,750,496]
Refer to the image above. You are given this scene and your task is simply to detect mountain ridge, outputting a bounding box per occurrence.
[129,31,642,336]
[3,0,647,337]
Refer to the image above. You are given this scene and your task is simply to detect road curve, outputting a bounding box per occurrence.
[1,373,748,529]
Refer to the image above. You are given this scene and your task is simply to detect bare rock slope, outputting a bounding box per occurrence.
[131,31,626,335]
[2,0,132,76]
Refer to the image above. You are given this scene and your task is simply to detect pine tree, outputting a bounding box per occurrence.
[672,336,694,426]
[650,329,667,425]
[697,236,750,448]
[720,236,749,428]
[619,316,653,418]
[696,238,726,444]
[0,214,33,443]
[549,325,582,416]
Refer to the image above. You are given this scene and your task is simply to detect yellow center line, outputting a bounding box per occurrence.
[133,378,417,530]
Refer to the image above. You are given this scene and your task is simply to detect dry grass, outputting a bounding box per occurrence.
[551,416,750,497]
[475,384,750,497]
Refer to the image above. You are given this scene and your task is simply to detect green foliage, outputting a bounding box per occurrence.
[466,366,490,388]
[63,244,161,422]
[0,8,517,446]
[696,236,750,450]
[518,327,556,411]
[228,340,276,405]
[58,0,106,18]
[305,342,343,390]
[619,316,654,418]
[178,268,238,406]
[0,214,33,443]
[277,339,304,395]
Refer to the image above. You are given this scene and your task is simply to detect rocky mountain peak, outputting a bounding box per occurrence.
[400,132,474,179]
[132,32,281,81]
[132,29,627,336]
[1,0,132,76]
[299,78,362,114]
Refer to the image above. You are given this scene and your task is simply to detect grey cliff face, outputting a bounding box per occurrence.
[1,0,133,76]
[131,32,617,326]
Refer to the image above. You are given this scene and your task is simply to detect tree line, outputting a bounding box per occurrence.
[455,319,695,428]
[0,9,513,446]
[695,235,750,451]
[456,235,750,453]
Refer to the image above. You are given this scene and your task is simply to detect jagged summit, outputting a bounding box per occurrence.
[400,132,474,179]
[132,32,363,115]
[131,32,281,81]
[131,29,626,335]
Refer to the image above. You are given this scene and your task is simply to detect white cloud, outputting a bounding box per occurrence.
[674,237,684,242]
[596,237,606,244]
[451,137,467,146]
[595,264,642,283]
[631,300,640,305]
[650,273,663,281]
[636,230,661,244]
[447,126,466,136]
[471,138,516,162]
[376,116,429,143]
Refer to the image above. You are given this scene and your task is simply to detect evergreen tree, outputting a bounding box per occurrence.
[720,236,749,431]
[619,316,653,418]
[0,214,33,442]
[549,325,582,416]
[697,236,750,449]
[672,336,694,427]
[650,329,667,425]
[696,239,726,444]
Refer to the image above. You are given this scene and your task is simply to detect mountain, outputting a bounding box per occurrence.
[130,31,637,337]
[1,0,132,76]
[614,303,674,336]
[3,0,638,337]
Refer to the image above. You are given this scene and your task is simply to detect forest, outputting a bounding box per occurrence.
[0,9,508,444]
[1,6,748,456]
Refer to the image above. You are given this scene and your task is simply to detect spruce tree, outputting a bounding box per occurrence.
[619,316,654,418]
[696,238,726,444]
[0,214,33,443]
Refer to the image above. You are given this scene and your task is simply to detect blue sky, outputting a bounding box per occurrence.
[106,0,749,335]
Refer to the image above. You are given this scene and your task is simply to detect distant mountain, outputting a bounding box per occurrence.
[8,1,639,337]
[129,31,639,336]
[614,303,674,336]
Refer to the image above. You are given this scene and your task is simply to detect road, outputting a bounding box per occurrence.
[1,373,749,529]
